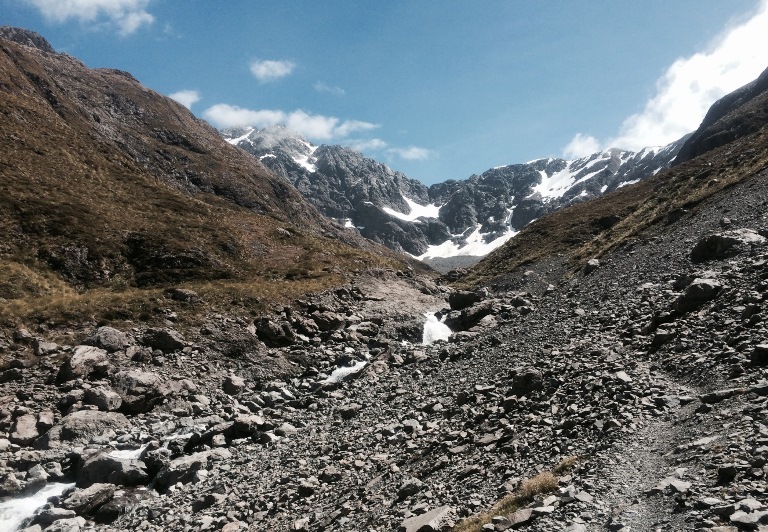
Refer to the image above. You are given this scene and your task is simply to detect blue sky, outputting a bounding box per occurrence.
[3,1,768,184]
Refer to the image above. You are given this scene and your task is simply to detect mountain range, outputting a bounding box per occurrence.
[223,125,688,271]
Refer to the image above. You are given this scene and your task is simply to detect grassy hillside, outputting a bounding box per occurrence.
[0,31,414,329]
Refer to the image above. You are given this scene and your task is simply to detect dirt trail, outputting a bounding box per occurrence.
[587,368,702,531]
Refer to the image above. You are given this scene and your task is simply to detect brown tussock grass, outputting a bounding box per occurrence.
[452,470,558,532]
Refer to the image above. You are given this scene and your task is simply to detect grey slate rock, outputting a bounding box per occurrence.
[399,505,453,532]
[83,326,130,353]
[140,328,185,352]
[673,278,723,312]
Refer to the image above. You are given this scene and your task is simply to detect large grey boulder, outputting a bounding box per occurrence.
[9,414,39,446]
[511,367,545,397]
[77,451,148,487]
[400,505,454,532]
[673,278,723,313]
[254,317,296,346]
[83,326,130,353]
[155,448,232,489]
[57,346,110,382]
[140,328,185,352]
[448,290,482,311]
[111,370,170,414]
[34,410,131,450]
[84,387,122,412]
[691,228,766,262]
[59,483,116,515]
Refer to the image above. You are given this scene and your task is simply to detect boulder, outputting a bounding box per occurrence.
[397,477,424,499]
[112,370,169,414]
[155,448,232,489]
[165,287,202,303]
[29,507,76,528]
[32,339,60,356]
[35,410,131,450]
[10,413,40,446]
[511,367,545,397]
[750,344,768,366]
[443,300,497,331]
[222,375,246,396]
[584,258,600,274]
[400,506,454,532]
[254,317,296,347]
[83,326,130,353]
[59,483,116,515]
[57,345,110,382]
[140,328,185,353]
[84,387,122,411]
[691,228,766,262]
[448,290,482,310]
[310,311,345,332]
[673,278,723,312]
[77,451,149,487]
[41,517,87,532]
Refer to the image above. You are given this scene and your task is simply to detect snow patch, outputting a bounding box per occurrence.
[617,178,641,189]
[418,225,518,260]
[293,154,317,173]
[323,360,368,383]
[259,153,276,160]
[225,127,255,145]
[383,196,441,221]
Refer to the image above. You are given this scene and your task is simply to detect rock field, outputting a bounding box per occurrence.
[3,173,768,532]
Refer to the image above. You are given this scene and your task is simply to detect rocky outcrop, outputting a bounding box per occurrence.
[675,65,768,165]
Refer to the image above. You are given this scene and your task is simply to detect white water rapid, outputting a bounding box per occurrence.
[323,360,368,383]
[422,312,452,345]
[0,482,75,532]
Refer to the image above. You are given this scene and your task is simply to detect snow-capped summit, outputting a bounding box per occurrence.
[223,124,318,173]
[223,126,689,270]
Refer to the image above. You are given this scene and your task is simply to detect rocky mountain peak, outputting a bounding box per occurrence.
[0,26,55,53]
[224,126,687,269]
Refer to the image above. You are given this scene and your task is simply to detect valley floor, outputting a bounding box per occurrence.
[3,170,768,531]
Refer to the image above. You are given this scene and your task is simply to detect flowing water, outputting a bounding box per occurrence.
[0,482,75,532]
[422,312,452,345]
[323,360,368,383]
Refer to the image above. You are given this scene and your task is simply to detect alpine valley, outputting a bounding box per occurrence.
[4,24,768,532]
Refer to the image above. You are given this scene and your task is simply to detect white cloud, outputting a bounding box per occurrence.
[203,104,285,129]
[388,146,433,161]
[562,133,601,159]
[349,138,389,152]
[202,103,379,141]
[168,90,200,110]
[314,82,346,96]
[23,0,154,35]
[564,0,768,153]
[334,119,379,137]
[249,59,295,83]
